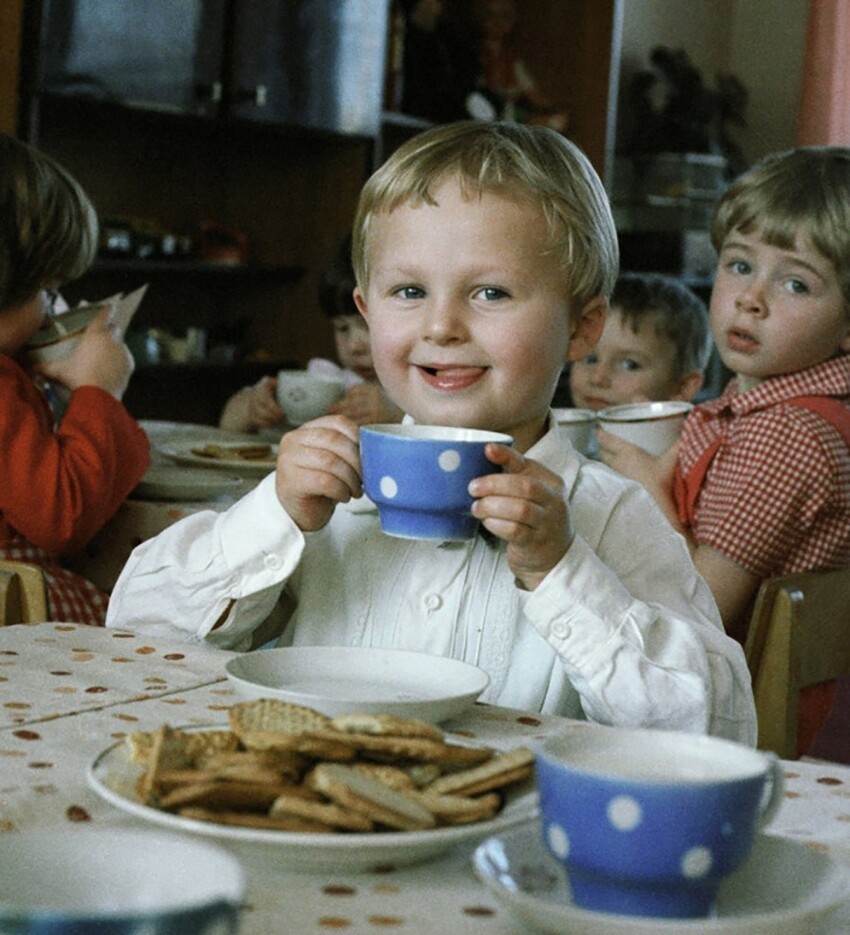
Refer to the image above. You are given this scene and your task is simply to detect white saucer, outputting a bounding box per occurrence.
[133,465,244,501]
[225,646,490,722]
[472,824,850,934]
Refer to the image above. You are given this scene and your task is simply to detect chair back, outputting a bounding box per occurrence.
[744,567,850,759]
[0,561,49,626]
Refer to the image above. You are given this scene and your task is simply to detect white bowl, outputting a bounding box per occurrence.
[552,408,596,456]
[25,303,106,364]
[597,401,693,456]
[0,828,245,933]
[225,645,490,722]
[276,369,346,425]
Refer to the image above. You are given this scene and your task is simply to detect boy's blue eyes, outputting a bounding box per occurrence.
[392,286,508,301]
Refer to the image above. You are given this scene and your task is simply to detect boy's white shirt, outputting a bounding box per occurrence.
[107,414,756,745]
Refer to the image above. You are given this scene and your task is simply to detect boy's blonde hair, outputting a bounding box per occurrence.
[711,146,850,310]
[0,133,98,310]
[352,121,618,311]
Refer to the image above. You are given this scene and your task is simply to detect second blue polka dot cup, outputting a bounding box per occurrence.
[359,424,513,540]
[536,726,784,920]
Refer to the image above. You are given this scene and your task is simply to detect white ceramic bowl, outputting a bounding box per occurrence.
[0,828,245,933]
[25,303,106,364]
[597,401,693,455]
[276,369,346,425]
[225,645,490,722]
[552,407,596,456]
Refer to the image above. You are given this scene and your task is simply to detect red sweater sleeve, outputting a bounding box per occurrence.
[0,356,151,555]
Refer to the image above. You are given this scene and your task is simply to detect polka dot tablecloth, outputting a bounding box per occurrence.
[1,623,849,933]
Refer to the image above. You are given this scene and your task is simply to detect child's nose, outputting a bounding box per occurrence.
[423,297,466,342]
[736,281,768,316]
[588,362,611,385]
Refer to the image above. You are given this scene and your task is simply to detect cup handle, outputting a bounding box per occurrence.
[757,753,785,828]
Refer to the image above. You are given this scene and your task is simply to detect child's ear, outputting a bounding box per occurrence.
[672,370,704,402]
[353,287,368,321]
[565,296,606,363]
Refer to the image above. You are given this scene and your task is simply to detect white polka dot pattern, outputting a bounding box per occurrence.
[607,795,642,830]
[377,446,464,503]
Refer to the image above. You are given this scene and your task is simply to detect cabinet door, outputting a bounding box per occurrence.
[37,0,227,115]
[230,0,388,136]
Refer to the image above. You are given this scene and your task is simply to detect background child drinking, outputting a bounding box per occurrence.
[599,147,850,752]
[570,271,711,411]
[0,132,150,625]
[108,121,755,744]
[219,235,401,432]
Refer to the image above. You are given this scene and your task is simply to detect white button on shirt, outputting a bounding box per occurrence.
[107,416,757,745]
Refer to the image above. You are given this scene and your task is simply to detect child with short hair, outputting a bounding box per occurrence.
[598,147,850,750]
[0,132,150,625]
[108,121,755,743]
[219,235,401,432]
[602,147,850,638]
[570,271,711,411]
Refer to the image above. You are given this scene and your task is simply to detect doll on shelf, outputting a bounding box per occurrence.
[471,0,568,131]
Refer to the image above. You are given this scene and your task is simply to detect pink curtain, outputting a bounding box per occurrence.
[797,0,850,144]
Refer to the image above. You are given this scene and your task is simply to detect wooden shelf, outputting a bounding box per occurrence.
[92,257,305,283]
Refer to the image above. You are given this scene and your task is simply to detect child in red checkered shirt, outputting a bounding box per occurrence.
[599,147,850,750]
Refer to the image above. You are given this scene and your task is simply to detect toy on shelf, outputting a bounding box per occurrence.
[470,0,568,131]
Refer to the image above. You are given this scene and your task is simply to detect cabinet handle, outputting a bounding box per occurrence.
[236,85,267,107]
[195,81,223,103]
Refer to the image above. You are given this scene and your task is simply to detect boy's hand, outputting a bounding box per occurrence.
[597,428,681,528]
[469,444,573,591]
[244,376,287,429]
[275,415,362,532]
[34,305,134,400]
[328,383,403,425]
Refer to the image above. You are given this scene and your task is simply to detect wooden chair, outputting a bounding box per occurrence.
[0,560,49,626]
[744,567,850,759]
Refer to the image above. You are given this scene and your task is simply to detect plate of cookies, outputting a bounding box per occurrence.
[158,440,278,475]
[87,698,538,872]
[224,647,491,723]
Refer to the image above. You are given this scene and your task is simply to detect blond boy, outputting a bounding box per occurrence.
[108,122,754,743]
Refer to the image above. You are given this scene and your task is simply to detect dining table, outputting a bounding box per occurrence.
[68,419,279,592]
[1,621,849,933]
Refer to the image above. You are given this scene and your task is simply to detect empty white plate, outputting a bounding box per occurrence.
[133,465,244,501]
[225,646,490,722]
[473,824,850,934]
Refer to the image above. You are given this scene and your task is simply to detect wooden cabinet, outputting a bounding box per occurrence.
[8,0,623,423]
[31,0,388,136]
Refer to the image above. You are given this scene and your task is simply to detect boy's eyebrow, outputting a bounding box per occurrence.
[720,239,830,280]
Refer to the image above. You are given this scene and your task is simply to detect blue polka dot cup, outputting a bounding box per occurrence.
[536,726,784,920]
[359,424,513,540]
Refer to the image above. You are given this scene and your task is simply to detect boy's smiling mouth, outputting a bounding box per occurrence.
[417,364,487,390]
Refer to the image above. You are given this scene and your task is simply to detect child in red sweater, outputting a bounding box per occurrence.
[0,133,149,624]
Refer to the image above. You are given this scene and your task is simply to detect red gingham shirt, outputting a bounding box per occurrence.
[674,355,850,578]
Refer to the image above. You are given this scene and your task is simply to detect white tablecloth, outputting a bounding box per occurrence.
[1,623,849,933]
